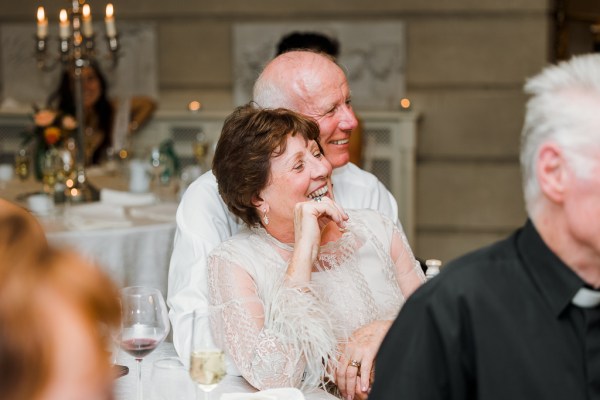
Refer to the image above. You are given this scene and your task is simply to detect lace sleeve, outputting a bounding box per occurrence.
[208,249,337,391]
[385,218,426,298]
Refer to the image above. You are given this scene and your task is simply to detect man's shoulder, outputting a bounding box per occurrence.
[332,163,397,220]
[332,163,381,188]
[411,229,523,304]
[176,170,240,234]
[180,171,221,207]
[444,232,521,280]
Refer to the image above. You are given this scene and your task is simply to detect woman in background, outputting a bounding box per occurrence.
[48,62,156,165]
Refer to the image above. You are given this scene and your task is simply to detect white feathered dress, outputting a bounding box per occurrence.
[207,209,425,394]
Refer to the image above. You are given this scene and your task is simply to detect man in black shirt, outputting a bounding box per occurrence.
[369,54,600,399]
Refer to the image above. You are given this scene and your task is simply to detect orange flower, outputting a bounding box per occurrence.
[34,109,57,127]
[62,115,77,130]
[44,126,61,145]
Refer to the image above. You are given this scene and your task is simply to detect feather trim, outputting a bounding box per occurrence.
[266,280,339,390]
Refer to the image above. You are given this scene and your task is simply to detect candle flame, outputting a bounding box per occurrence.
[59,9,68,23]
[106,3,114,18]
[82,4,90,18]
[37,6,46,22]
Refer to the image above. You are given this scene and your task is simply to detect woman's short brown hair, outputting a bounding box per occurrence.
[213,105,321,226]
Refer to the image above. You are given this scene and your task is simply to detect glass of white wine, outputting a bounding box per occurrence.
[189,307,226,400]
[15,147,31,181]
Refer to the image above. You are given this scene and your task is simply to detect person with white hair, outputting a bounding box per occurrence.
[369,53,600,400]
[167,51,409,398]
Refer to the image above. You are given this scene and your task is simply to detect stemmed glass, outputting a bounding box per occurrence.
[189,307,226,400]
[118,286,170,400]
[41,147,61,196]
[15,147,31,181]
[148,146,168,183]
[192,131,210,172]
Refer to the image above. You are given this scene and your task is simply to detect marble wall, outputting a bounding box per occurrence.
[0,0,553,263]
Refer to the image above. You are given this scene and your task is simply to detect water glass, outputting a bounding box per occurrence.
[150,357,195,400]
[0,164,13,189]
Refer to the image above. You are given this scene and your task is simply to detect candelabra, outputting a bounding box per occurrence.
[35,0,120,202]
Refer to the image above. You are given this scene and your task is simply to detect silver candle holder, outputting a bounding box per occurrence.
[35,0,120,202]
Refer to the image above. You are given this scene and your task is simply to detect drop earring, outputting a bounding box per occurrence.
[262,208,269,225]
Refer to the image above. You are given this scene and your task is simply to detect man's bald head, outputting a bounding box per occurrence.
[253,51,358,168]
[253,51,341,111]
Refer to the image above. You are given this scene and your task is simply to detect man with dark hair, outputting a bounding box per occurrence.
[276,31,340,57]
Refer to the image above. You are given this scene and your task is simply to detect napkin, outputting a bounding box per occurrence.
[220,388,305,400]
[100,188,157,206]
[128,202,178,222]
[64,203,133,231]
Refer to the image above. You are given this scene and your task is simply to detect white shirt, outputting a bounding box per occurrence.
[167,162,399,367]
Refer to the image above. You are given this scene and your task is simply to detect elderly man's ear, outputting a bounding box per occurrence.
[537,142,568,204]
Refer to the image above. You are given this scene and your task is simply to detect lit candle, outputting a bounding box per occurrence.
[36,7,48,39]
[82,4,93,38]
[59,9,70,39]
[105,3,117,38]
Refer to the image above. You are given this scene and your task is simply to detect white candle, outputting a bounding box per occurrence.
[59,9,70,39]
[82,4,93,38]
[36,7,48,39]
[105,3,117,38]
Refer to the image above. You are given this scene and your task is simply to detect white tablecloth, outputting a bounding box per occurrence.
[2,173,178,298]
[113,342,336,400]
[42,203,177,298]
[114,342,255,400]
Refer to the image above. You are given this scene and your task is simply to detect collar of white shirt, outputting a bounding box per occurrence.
[572,286,600,308]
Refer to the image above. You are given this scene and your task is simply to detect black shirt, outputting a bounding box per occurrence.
[369,219,600,400]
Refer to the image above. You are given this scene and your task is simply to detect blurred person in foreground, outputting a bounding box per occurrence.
[0,199,121,400]
[208,106,424,398]
[369,54,600,400]
[168,50,403,384]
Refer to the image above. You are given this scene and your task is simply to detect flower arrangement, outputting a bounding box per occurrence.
[21,108,77,181]
[30,108,77,147]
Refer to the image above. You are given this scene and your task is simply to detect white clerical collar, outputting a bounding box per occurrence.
[572,286,600,308]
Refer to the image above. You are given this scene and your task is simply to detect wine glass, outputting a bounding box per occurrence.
[192,131,211,172]
[148,146,168,181]
[119,286,170,400]
[14,147,31,181]
[189,307,226,400]
[41,147,61,196]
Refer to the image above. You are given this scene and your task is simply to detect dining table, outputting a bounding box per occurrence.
[1,165,179,298]
[113,341,336,400]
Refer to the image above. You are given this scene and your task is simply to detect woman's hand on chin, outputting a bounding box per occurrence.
[293,196,348,247]
[286,197,348,284]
